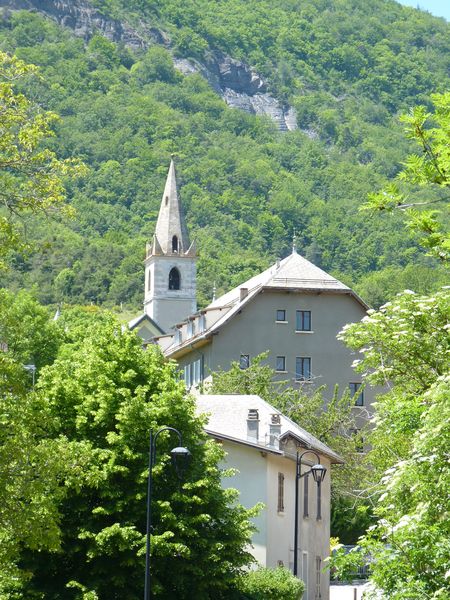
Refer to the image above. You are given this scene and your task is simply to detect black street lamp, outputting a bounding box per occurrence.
[144,427,191,600]
[293,449,327,578]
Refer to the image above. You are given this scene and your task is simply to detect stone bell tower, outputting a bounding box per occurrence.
[144,158,197,333]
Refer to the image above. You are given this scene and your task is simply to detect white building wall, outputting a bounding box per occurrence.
[220,441,268,566]
[144,255,196,332]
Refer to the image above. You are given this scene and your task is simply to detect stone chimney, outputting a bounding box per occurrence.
[247,408,259,442]
[269,413,281,448]
[239,287,249,302]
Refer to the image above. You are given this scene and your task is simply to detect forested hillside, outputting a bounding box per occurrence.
[0,0,448,310]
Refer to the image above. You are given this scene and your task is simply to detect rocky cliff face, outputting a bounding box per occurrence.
[0,0,297,131]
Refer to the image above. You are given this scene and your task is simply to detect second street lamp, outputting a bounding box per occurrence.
[293,449,327,578]
[144,427,191,600]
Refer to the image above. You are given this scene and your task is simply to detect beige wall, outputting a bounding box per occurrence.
[221,438,332,600]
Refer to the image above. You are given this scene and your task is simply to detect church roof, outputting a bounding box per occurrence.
[196,394,343,464]
[159,250,368,357]
[152,158,193,256]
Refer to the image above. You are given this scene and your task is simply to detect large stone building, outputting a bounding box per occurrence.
[131,159,372,411]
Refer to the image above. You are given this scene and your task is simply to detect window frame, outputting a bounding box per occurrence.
[349,382,364,406]
[295,356,311,381]
[277,472,285,512]
[275,355,286,372]
[276,309,287,322]
[240,354,250,370]
[296,310,312,332]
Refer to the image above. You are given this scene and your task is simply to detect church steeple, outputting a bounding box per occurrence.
[152,157,195,256]
[143,158,197,333]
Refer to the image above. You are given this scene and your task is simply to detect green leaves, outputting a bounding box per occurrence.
[0,50,86,268]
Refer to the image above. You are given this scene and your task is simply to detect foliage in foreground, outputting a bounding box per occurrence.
[19,313,256,599]
[332,289,450,599]
[365,91,450,263]
[0,51,85,268]
[0,291,95,595]
[236,566,305,600]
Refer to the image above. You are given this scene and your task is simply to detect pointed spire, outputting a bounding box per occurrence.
[53,305,61,321]
[292,229,297,254]
[153,157,193,256]
[212,281,217,302]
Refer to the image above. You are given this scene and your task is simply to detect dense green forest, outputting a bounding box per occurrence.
[0,0,448,311]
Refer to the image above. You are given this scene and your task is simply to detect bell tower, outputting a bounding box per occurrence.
[144,158,197,333]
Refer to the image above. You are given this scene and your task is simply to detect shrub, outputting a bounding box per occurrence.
[237,566,305,600]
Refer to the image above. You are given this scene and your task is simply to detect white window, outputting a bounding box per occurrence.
[198,314,206,333]
[187,320,195,338]
[174,329,182,345]
[276,356,286,372]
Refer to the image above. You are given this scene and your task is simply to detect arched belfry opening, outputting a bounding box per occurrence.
[172,235,178,253]
[169,267,181,290]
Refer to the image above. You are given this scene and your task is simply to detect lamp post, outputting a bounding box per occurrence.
[293,449,327,578]
[144,427,191,600]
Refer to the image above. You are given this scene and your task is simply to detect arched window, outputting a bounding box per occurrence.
[172,235,178,253]
[147,271,151,291]
[168,267,180,290]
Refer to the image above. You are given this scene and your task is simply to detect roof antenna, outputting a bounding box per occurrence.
[292,229,297,254]
[212,281,217,302]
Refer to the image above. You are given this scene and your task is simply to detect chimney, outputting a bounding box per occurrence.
[239,287,249,302]
[269,413,281,448]
[247,408,259,442]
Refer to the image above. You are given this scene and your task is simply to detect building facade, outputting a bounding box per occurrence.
[197,394,343,600]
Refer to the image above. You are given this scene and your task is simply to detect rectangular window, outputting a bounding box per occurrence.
[174,329,182,345]
[184,363,192,388]
[276,356,286,372]
[303,473,309,517]
[295,357,311,381]
[317,481,322,521]
[315,556,322,599]
[277,472,285,512]
[198,314,206,333]
[296,310,311,331]
[240,354,250,369]
[349,382,364,406]
[276,309,286,322]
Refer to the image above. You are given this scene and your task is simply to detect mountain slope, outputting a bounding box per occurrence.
[0,1,448,308]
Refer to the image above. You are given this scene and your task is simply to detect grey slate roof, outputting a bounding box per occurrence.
[160,250,368,356]
[196,394,343,464]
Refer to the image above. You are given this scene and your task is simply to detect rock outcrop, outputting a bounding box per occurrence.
[0,0,297,131]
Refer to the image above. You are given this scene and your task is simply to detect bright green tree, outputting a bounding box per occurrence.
[0,51,85,267]
[22,315,256,599]
[332,289,450,598]
[0,291,95,596]
[364,92,450,262]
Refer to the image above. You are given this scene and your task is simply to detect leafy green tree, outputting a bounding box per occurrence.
[23,315,256,599]
[364,92,450,262]
[0,291,95,596]
[332,289,450,598]
[0,51,86,267]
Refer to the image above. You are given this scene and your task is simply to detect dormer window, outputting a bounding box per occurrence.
[172,235,178,253]
[169,267,180,290]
